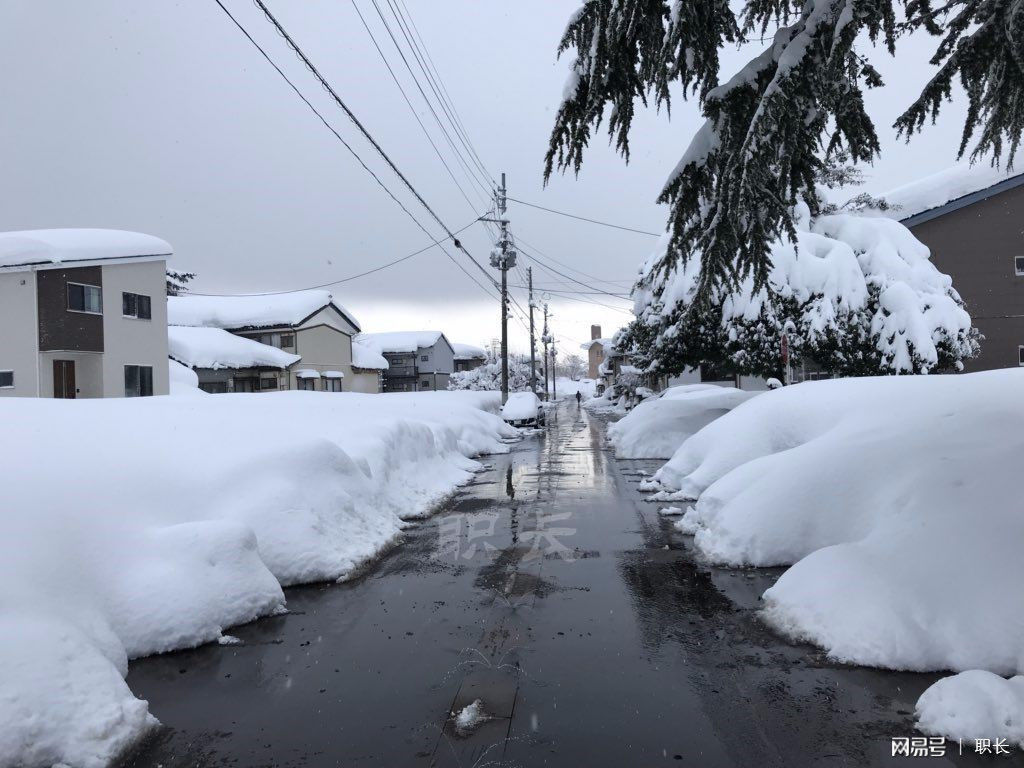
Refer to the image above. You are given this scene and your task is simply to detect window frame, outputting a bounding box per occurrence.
[67,281,103,315]
[124,364,154,397]
[1019,346,1024,367]
[1015,256,1024,276]
[280,333,295,349]
[0,370,13,389]
[122,292,152,320]
[324,378,343,393]
[260,376,279,390]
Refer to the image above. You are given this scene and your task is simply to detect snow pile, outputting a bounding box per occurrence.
[167,289,358,331]
[647,371,1024,741]
[359,330,446,353]
[452,699,490,735]
[0,391,513,768]
[168,359,206,397]
[168,326,300,370]
[634,204,976,374]
[878,164,1022,221]
[351,335,389,370]
[607,384,757,458]
[916,671,1024,747]
[0,228,171,270]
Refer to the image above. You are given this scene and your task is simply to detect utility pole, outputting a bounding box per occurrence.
[488,173,516,404]
[542,302,551,400]
[527,267,537,394]
[550,334,557,401]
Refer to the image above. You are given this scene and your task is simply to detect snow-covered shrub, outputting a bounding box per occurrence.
[628,205,978,379]
[448,355,537,392]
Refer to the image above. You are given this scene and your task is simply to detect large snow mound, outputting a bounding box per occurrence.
[168,325,301,370]
[0,228,171,269]
[0,391,513,768]
[607,384,758,459]
[657,371,1024,678]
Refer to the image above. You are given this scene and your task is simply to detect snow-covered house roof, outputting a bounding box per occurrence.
[351,335,389,370]
[167,289,360,332]
[359,331,450,354]
[168,326,300,371]
[451,342,487,361]
[0,229,172,271]
[879,164,1024,226]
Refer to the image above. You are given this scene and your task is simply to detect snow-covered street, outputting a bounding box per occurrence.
[111,401,991,767]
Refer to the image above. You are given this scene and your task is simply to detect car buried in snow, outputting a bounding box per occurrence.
[501,391,545,428]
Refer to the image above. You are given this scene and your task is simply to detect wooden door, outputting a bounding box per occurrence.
[53,359,76,398]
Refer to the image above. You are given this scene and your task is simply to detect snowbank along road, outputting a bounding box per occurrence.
[120,401,988,767]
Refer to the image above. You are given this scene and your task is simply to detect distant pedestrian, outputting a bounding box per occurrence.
[575,391,582,406]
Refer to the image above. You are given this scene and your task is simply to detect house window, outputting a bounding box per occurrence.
[122,292,152,319]
[68,283,102,314]
[0,370,13,389]
[261,376,279,390]
[297,377,316,391]
[124,365,153,397]
[280,333,295,349]
[1016,256,1024,276]
[1019,346,1024,366]
[420,354,429,362]
[421,379,431,389]
[324,378,342,393]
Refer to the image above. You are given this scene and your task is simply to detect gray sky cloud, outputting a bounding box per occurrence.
[1,1,973,352]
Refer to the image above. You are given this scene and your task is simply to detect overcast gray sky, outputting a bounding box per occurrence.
[1,1,972,353]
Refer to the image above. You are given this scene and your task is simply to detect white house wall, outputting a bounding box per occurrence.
[291,323,353,390]
[0,270,40,396]
[349,370,383,394]
[100,260,170,397]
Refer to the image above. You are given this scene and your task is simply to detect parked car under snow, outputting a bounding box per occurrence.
[501,392,545,427]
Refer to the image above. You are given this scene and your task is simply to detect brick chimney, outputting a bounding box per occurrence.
[591,324,602,340]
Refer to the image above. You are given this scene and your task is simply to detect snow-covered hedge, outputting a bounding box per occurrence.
[607,384,757,458]
[646,371,1024,745]
[630,205,978,378]
[0,391,513,768]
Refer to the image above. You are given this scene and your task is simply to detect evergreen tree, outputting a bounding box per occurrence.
[166,270,196,297]
[545,0,1022,303]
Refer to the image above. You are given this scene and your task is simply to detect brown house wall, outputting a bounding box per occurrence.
[37,266,104,353]
[907,183,1024,372]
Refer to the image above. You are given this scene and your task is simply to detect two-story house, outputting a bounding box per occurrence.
[359,331,455,392]
[167,289,377,392]
[0,229,171,398]
[581,325,612,380]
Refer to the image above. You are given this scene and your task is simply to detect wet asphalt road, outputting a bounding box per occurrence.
[121,402,998,768]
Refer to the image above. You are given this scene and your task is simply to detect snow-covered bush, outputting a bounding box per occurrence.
[627,205,978,379]
[645,371,1024,745]
[448,355,536,392]
[607,384,757,459]
[0,391,513,768]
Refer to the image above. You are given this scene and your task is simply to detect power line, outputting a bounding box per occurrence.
[245,0,497,287]
[182,216,483,297]
[388,0,495,187]
[366,0,493,202]
[515,239,634,303]
[513,232,636,287]
[508,196,663,237]
[349,0,481,216]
